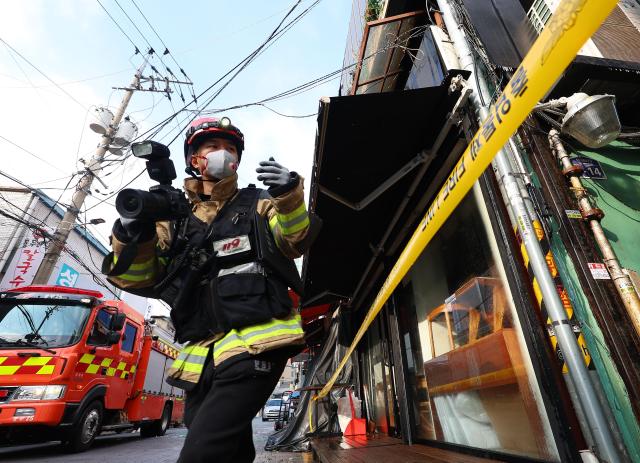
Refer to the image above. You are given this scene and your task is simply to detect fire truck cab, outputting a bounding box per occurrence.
[0,285,184,452]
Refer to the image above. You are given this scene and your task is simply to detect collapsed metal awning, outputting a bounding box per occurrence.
[302,82,468,307]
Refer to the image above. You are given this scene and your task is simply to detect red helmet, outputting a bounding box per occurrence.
[183,116,245,167]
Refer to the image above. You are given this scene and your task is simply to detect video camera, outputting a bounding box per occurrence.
[115,141,190,222]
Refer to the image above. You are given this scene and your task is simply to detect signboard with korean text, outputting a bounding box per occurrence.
[55,263,80,287]
[0,231,46,291]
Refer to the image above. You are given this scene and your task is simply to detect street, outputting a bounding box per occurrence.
[0,417,312,462]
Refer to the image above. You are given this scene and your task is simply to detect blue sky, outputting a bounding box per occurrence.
[0,0,353,245]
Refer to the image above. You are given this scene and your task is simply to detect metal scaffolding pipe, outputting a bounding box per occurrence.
[434,0,622,460]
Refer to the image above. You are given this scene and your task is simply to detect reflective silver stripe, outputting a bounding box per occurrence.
[218,262,265,277]
[214,331,242,352]
[278,211,309,231]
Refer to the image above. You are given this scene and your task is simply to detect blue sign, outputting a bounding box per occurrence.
[570,156,607,179]
[56,263,79,287]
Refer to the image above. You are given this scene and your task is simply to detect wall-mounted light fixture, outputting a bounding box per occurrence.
[535,92,621,148]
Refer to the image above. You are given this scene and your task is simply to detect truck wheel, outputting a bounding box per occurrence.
[140,403,171,438]
[64,401,103,453]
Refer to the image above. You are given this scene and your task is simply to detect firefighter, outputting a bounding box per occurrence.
[105,117,316,462]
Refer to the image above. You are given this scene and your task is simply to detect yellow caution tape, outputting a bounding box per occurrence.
[317,0,618,399]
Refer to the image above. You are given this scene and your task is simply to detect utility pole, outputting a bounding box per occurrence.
[32,62,148,285]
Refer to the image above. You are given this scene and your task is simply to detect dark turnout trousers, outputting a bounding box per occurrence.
[177,349,288,463]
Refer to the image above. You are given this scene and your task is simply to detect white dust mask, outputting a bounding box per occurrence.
[203,149,238,179]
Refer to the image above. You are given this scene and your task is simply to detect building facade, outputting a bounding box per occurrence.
[302,1,640,461]
[0,186,148,315]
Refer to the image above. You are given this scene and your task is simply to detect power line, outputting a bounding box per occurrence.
[40,174,77,227]
[164,0,318,145]
[1,41,48,106]
[95,0,141,54]
[84,167,146,212]
[0,192,119,297]
[0,68,132,89]
[129,0,193,83]
[0,134,67,173]
[0,169,42,192]
[112,0,157,54]
[0,208,118,296]
[256,103,317,118]
[0,37,90,111]
[131,0,317,144]
[80,1,324,211]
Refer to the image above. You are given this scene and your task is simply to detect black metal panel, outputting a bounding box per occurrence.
[461,0,537,68]
[303,85,461,305]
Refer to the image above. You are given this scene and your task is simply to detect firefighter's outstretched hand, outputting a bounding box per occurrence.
[256,157,291,188]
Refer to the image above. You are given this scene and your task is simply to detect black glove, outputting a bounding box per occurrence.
[112,217,155,243]
[256,157,299,197]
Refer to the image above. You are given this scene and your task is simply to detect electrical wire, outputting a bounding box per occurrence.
[0,170,44,192]
[253,103,316,119]
[129,0,193,83]
[112,0,156,53]
[1,41,48,106]
[132,0,317,145]
[0,68,132,89]
[84,167,146,212]
[95,0,141,54]
[0,200,119,297]
[40,174,77,227]
[79,1,324,212]
[0,193,50,228]
[0,134,67,174]
[0,37,90,111]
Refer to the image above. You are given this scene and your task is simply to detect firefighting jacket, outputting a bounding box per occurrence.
[105,173,310,386]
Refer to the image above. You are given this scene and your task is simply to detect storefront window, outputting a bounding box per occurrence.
[361,316,398,436]
[395,184,559,460]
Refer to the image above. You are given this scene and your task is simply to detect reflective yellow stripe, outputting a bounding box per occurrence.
[180,345,209,357]
[237,314,302,337]
[101,358,113,367]
[113,255,155,271]
[0,366,19,375]
[268,215,286,251]
[23,356,52,366]
[118,271,156,282]
[269,215,278,231]
[276,202,309,235]
[171,358,205,374]
[107,367,116,377]
[36,365,55,375]
[86,364,100,374]
[213,316,303,361]
[277,202,307,222]
[79,353,95,364]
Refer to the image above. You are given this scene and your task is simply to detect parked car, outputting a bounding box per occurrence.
[261,398,282,421]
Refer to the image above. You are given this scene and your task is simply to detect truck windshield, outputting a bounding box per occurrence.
[0,301,91,348]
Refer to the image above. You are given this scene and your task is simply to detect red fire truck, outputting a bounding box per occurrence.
[0,285,184,452]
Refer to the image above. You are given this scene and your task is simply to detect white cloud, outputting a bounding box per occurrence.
[0,1,45,45]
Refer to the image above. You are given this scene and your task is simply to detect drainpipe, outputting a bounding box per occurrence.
[549,129,640,338]
[433,1,621,461]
